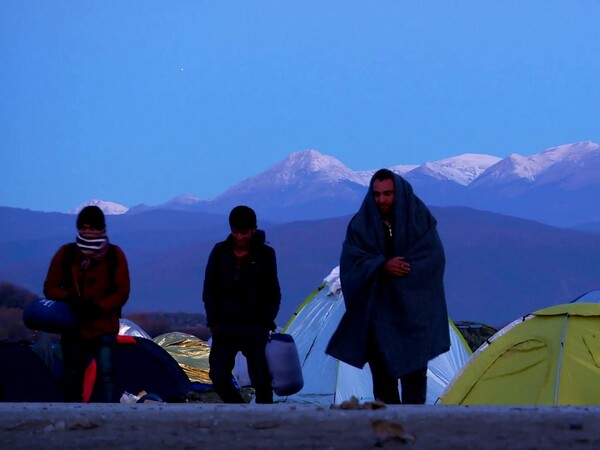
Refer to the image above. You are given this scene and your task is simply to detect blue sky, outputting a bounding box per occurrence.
[2,1,599,213]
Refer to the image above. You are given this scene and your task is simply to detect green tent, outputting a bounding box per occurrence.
[439,302,600,405]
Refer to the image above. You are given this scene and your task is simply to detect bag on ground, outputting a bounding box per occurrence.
[265,333,304,396]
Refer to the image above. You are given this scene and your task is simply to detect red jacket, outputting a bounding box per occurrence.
[44,243,130,339]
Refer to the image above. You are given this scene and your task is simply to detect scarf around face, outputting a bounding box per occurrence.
[76,228,109,270]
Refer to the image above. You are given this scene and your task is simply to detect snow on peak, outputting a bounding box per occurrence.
[275,149,362,183]
[283,149,342,171]
[69,199,129,215]
[389,165,419,175]
[226,150,365,194]
[479,141,600,183]
[164,193,202,205]
[534,141,599,166]
[408,154,501,185]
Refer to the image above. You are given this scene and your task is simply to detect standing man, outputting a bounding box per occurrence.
[326,169,450,404]
[203,205,281,403]
[44,205,130,402]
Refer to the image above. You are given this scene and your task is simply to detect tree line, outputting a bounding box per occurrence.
[0,282,210,342]
[1,281,494,351]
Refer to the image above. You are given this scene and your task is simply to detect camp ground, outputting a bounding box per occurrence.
[439,301,600,406]
[0,320,208,403]
[9,286,600,406]
[276,266,472,405]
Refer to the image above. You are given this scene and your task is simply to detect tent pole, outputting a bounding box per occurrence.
[554,314,569,405]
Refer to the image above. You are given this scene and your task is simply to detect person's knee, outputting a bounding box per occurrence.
[209,367,234,386]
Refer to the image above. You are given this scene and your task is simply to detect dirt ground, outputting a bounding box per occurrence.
[1,403,600,449]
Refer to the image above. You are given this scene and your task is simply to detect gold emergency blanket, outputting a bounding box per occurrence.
[154,332,212,384]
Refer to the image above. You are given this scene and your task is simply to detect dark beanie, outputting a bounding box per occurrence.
[76,205,106,230]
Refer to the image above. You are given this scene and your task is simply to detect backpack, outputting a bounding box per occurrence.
[61,243,118,293]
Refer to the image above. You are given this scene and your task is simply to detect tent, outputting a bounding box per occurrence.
[439,302,600,405]
[119,318,152,339]
[570,288,600,304]
[119,320,214,393]
[278,267,472,405]
[86,335,195,402]
[0,340,63,402]
[1,319,198,403]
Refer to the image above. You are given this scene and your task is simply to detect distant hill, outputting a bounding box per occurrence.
[2,206,600,328]
[572,221,600,234]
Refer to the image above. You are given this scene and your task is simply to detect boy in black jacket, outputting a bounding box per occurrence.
[203,205,281,403]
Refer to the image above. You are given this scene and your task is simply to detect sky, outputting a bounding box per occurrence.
[2,1,599,213]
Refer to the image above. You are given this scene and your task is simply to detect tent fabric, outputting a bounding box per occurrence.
[154,332,212,384]
[569,288,600,304]
[87,335,194,402]
[439,302,600,406]
[119,318,152,340]
[0,340,63,402]
[279,266,471,405]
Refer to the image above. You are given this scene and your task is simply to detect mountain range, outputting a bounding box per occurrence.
[2,141,600,329]
[77,141,600,228]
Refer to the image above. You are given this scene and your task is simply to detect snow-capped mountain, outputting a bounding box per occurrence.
[222,150,367,194]
[471,141,600,188]
[165,193,203,205]
[198,150,368,220]
[389,164,419,176]
[209,141,600,225]
[69,199,128,215]
[460,141,600,225]
[214,150,505,202]
[73,141,600,226]
[158,193,208,210]
[406,154,501,186]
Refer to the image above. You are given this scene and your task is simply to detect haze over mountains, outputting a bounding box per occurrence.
[2,141,600,328]
[78,141,600,228]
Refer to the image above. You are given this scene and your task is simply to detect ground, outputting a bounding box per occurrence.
[1,403,600,449]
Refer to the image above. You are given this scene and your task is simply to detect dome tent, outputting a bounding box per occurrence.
[278,267,472,405]
[570,288,600,304]
[439,302,600,405]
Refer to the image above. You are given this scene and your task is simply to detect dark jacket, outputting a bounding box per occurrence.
[202,230,281,330]
[43,243,130,339]
[326,173,450,378]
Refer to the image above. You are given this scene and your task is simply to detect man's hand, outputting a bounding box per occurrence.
[383,256,411,277]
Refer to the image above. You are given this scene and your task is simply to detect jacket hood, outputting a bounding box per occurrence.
[252,229,266,245]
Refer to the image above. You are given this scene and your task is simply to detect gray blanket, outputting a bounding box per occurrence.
[326,174,450,377]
